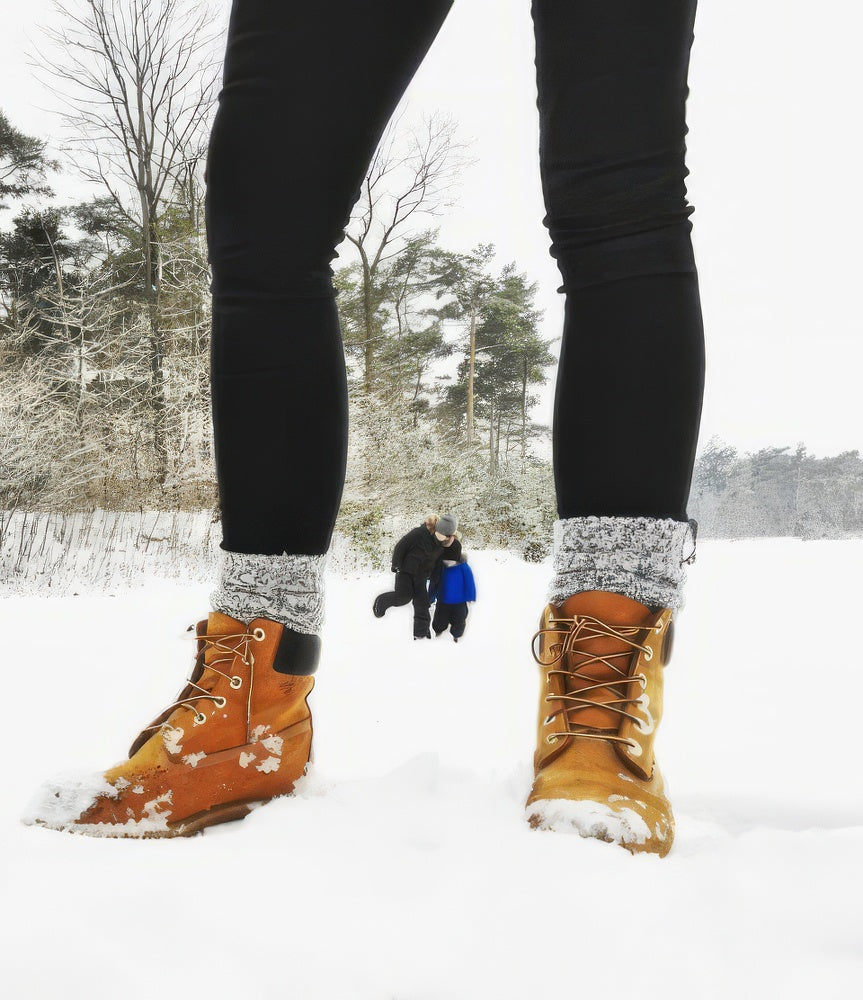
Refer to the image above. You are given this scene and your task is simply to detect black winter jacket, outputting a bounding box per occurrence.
[391,525,462,585]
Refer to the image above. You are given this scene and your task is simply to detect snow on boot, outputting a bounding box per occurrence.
[25,612,318,838]
[525,590,675,857]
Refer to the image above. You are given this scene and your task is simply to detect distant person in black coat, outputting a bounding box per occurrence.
[373,514,462,639]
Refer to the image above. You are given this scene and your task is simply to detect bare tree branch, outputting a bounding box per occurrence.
[344,111,473,393]
[28,0,222,482]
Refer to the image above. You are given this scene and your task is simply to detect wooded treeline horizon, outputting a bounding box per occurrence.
[1,0,859,559]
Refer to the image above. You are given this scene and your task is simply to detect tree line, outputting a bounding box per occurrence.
[689,438,863,540]
[1,1,858,558]
[0,0,557,557]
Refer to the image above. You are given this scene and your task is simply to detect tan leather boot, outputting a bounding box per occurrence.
[525,590,675,856]
[29,612,317,838]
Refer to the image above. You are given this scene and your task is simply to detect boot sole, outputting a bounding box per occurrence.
[37,779,306,840]
[161,788,300,838]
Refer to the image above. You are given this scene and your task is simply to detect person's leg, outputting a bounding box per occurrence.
[207,0,453,631]
[375,572,415,617]
[411,575,433,639]
[534,0,704,528]
[28,0,454,838]
[449,602,468,640]
[432,601,449,636]
[526,0,703,856]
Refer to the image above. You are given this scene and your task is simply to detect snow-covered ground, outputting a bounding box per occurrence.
[3,541,862,998]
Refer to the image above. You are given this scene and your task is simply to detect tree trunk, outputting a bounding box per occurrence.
[413,366,422,428]
[142,192,167,484]
[43,223,83,442]
[361,251,375,394]
[76,322,86,442]
[148,298,167,483]
[488,399,495,475]
[466,305,476,444]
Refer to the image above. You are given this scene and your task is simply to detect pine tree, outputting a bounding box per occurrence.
[443,263,554,472]
[0,109,58,211]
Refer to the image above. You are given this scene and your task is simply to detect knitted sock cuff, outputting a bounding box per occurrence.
[547,516,696,611]
[210,551,327,635]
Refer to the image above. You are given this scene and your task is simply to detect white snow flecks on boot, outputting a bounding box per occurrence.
[210,550,327,635]
[526,797,657,850]
[547,516,696,611]
[22,771,172,837]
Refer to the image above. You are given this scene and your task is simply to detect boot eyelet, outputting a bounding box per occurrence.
[194,712,207,725]
[635,674,648,689]
[643,647,654,662]
[252,628,266,641]
[214,696,227,709]
[626,738,641,754]
[654,620,664,633]
[230,676,243,689]
[545,733,559,745]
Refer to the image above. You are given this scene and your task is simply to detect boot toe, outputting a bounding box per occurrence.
[22,763,181,837]
[526,795,673,856]
[526,745,674,856]
[23,769,140,835]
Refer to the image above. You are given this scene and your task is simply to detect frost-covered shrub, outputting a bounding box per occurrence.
[334,501,387,572]
[334,394,555,562]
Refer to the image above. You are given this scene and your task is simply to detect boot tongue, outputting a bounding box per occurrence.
[557,590,652,624]
[555,591,653,732]
[203,611,249,667]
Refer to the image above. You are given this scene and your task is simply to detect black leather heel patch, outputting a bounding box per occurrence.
[271,629,321,675]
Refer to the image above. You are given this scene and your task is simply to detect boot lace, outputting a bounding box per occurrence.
[531,614,660,750]
[143,627,266,732]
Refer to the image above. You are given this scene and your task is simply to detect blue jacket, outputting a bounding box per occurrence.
[429,561,476,604]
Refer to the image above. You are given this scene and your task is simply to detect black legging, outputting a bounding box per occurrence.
[205,0,705,555]
[375,573,433,639]
[433,601,468,640]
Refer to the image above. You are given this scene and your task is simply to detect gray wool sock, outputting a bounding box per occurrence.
[210,551,327,635]
[547,516,696,611]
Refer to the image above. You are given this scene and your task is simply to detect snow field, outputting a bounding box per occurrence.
[2,541,862,998]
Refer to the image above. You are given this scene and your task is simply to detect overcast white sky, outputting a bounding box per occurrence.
[2,0,861,457]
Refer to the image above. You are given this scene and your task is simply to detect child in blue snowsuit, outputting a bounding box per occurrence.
[430,560,476,642]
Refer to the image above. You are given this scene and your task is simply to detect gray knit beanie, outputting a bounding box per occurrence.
[436,514,458,536]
